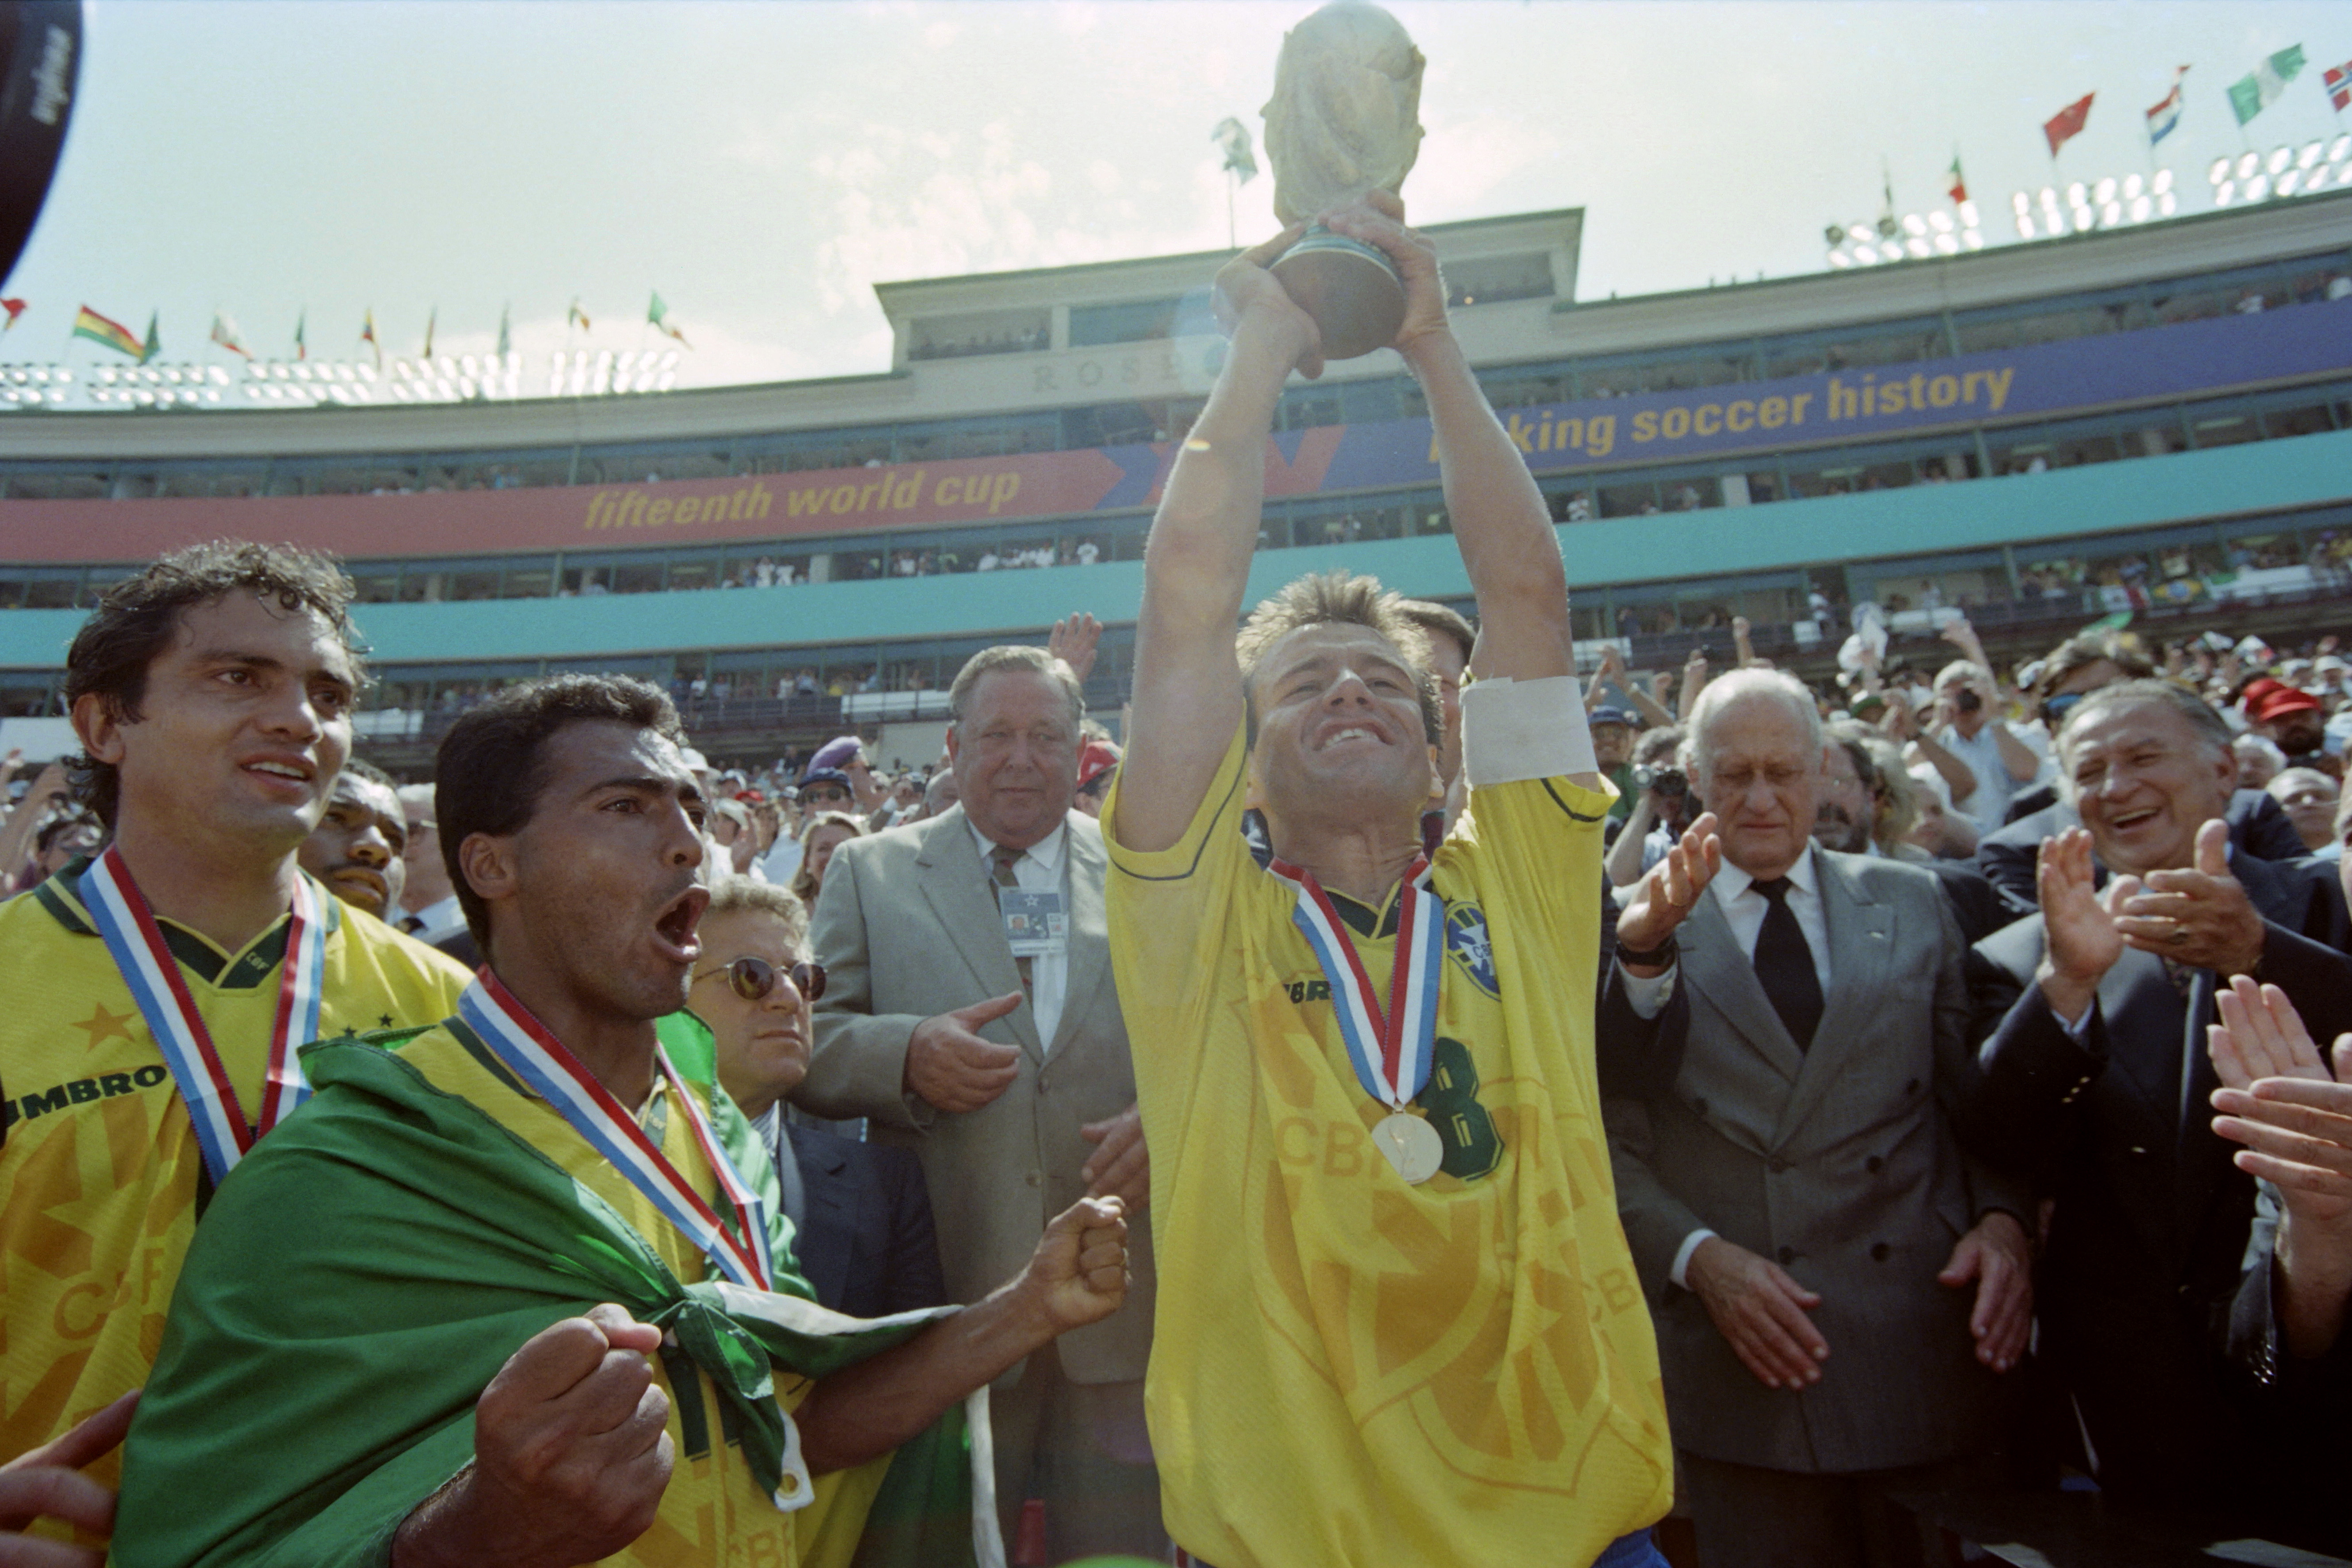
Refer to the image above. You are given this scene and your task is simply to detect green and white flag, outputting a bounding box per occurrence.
[2229,44,2306,126]
[649,289,690,346]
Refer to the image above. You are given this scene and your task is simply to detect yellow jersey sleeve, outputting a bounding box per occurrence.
[1101,719,1255,1045]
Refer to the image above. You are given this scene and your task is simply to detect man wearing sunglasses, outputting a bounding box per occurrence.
[115,674,1131,1568]
[691,876,946,1322]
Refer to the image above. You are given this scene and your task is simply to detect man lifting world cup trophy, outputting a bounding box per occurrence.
[1261,0,1426,360]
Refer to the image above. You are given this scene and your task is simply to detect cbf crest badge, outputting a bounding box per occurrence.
[1444,902,1499,996]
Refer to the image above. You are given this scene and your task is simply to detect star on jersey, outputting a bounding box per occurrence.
[75,1002,137,1051]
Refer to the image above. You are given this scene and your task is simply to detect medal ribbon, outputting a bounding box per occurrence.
[1267,854,1443,1112]
[458,971,772,1291]
[82,845,327,1187]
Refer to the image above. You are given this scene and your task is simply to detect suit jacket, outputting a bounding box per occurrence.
[771,1118,947,1321]
[1977,788,2306,916]
[797,804,1153,1383]
[1600,849,2027,1474]
[1961,851,2352,1505]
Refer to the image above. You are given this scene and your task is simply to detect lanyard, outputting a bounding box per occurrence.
[458,971,772,1291]
[81,845,327,1187]
[1266,854,1443,1113]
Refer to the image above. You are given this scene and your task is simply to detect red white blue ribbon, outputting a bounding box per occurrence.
[1266,854,1443,1112]
[458,970,772,1291]
[82,844,327,1186]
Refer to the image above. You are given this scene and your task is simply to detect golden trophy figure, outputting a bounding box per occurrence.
[1262,1,1426,360]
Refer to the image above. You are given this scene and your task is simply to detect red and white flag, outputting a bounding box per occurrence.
[2044,92,2095,157]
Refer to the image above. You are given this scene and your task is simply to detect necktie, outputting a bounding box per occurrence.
[1751,877,1825,1051]
[990,845,1033,993]
[398,913,426,934]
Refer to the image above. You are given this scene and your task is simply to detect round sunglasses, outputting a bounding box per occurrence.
[693,955,828,1004]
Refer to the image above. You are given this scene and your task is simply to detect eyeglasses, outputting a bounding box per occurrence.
[802,787,852,806]
[693,956,827,1003]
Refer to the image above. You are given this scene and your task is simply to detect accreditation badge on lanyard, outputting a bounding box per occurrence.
[459,971,773,1291]
[1267,853,1446,1184]
[82,845,327,1188]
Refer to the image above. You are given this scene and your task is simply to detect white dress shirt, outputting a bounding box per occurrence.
[396,891,463,938]
[1617,843,1837,1287]
[968,817,1070,1051]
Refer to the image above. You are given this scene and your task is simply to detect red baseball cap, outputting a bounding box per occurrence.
[2243,678,2323,723]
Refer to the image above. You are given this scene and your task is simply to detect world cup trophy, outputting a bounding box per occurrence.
[1261,1,1425,360]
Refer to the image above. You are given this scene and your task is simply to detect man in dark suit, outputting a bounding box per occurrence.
[1601,670,2033,1568]
[685,877,945,1319]
[1963,679,2352,1515]
[1978,785,2307,917]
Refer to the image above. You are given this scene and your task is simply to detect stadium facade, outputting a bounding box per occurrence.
[3,194,2350,770]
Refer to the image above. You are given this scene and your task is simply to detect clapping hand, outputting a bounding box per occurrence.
[1616,812,1722,967]
[2207,978,2352,1356]
[2035,828,2123,1022]
[2105,818,2265,976]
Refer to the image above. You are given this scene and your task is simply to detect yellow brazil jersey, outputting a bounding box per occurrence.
[398,1022,889,1568]
[1103,723,1672,1568]
[0,859,470,1487]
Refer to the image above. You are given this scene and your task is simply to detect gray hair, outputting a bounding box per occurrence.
[947,645,1085,732]
[2055,678,2234,800]
[1687,668,1823,781]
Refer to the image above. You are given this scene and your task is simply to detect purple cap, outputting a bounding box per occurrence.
[807,735,863,773]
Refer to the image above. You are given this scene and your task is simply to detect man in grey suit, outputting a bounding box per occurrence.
[797,643,1162,1564]
[1599,669,2033,1568]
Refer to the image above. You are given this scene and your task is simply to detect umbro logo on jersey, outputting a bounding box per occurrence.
[3,1065,171,1131]
[1283,977,1334,1006]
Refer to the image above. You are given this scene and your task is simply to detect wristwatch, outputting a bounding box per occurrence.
[1617,932,1678,969]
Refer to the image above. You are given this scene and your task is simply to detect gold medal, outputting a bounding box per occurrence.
[1374,1112,1444,1185]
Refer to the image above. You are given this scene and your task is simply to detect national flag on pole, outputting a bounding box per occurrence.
[1874,162,1897,238]
[139,313,160,366]
[209,311,252,358]
[2044,92,2095,157]
[568,298,591,332]
[2229,45,2306,127]
[1946,151,1968,205]
[1212,116,1257,182]
[359,308,380,369]
[293,309,307,360]
[2146,66,2190,144]
[72,304,146,360]
[421,306,436,361]
[647,292,690,347]
[2321,57,2350,113]
[0,298,24,333]
[496,303,511,357]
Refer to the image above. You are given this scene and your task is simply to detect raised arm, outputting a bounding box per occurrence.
[1113,225,1317,854]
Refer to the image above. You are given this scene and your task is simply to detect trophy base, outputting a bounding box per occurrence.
[1269,228,1406,362]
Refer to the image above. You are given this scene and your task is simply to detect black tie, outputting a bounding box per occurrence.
[1751,878,1824,1052]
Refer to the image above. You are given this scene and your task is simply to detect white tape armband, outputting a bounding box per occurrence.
[1460,674,1598,787]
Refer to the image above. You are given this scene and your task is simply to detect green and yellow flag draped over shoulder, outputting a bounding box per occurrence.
[113,1031,988,1568]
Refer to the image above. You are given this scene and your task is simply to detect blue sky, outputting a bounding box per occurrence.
[7,1,2346,392]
